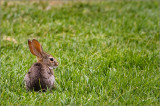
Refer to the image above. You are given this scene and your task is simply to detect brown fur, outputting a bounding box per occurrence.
[24,39,58,91]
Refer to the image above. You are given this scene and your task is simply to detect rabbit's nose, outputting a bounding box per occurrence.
[54,61,59,66]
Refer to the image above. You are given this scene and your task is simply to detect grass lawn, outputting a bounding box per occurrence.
[0,0,159,105]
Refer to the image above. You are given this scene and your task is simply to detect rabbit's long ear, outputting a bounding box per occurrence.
[28,40,36,56]
[32,39,43,53]
[28,39,43,57]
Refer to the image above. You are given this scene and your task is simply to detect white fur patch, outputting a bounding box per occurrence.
[49,66,53,70]
[49,66,58,69]
[49,66,57,70]
[49,75,55,87]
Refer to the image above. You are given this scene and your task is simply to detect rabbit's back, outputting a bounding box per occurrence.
[24,62,55,91]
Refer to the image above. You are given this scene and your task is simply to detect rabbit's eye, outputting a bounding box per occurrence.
[50,58,54,61]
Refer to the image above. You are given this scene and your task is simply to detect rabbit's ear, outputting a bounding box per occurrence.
[28,39,43,57]
[28,40,37,56]
[32,39,43,53]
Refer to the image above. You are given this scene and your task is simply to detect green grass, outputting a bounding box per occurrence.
[0,0,159,105]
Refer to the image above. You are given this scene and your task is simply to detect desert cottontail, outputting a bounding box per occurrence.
[24,39,58,91]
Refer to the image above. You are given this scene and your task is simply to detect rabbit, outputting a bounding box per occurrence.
[24,39,59,91]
